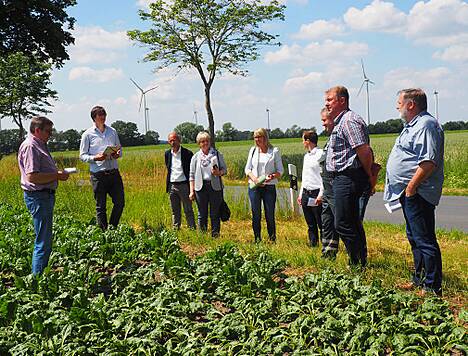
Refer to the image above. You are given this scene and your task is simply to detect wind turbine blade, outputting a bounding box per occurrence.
[361,59,367,79]
[138,94,144,112]
[357,81,365,97]
[130,78,143,92]
[368,79,375,85]
[145,85,158,93]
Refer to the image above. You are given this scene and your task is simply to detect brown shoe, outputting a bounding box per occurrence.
[397,282,418,291]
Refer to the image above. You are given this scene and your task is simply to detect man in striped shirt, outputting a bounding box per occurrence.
[325,86,374,267]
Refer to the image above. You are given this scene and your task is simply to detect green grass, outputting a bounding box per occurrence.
[0,132,467,301]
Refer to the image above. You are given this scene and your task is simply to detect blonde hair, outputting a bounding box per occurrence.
[253,128,273,148]
[196,131,211,144]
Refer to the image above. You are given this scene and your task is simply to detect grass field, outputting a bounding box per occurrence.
[0,132,467,303]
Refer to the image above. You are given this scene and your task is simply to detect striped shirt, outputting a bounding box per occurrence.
[326,110,369,172]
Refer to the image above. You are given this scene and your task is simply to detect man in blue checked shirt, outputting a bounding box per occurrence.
[385,88,444,296]
[324,86,374,268]
[80,106,125,230]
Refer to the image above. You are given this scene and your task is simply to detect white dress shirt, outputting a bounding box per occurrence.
[170,148,186,182]
[79,125,121,173]
[300,147,324,197]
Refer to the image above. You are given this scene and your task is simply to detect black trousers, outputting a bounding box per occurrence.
[332,168,369,267]
[321,172,339,257]
[90,170,125,230]
[301,189,322,246]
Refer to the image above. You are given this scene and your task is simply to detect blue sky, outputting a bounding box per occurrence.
[3,0,468,136]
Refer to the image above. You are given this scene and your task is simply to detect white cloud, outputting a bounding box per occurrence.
[344,0,406,33]
[70,26,130,65]
[69,67,124,83]
[293,19,345,40]
[382,66,451,92]
[265,40,368,65]
[114,97,128,105]
[283,64,359,93]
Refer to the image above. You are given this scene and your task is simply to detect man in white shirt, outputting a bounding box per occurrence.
[165,132,195,229]
[79,106,124,230]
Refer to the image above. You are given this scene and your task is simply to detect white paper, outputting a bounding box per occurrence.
[64,167,78,174]
[307,197,317,207]
[385,201,402,214]
[211,156,218,167]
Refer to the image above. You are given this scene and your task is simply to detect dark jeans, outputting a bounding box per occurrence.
[195,181,223,237]
[333,168,369,267]
[90,170,125,230]
[400,194,442,294]
[24,190,55,275]
[248,185,277,241]
[321,173,339,257]
[359,190,370,221]
[301,189,322,246]
[169,182,196,229]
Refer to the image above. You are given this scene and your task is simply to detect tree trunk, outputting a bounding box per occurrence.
[204,86,216,148]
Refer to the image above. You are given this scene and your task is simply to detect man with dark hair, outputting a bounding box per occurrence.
[18,116,70,274]
[385,88,444,296]
[324,86,374,267]
[165,132,196,229]
[80,106,125,230]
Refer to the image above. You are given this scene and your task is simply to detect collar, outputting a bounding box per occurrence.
[30,134,47,148]
[94,124,107,133]
[307,147,318,155]
[333,109,349,126]
[171,147,181,155]
[405,111,428,128]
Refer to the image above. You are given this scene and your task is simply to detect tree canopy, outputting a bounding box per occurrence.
[174,121,205,143]
[0,0,76,67]
[128,0,285,146]
[0,52,57,139]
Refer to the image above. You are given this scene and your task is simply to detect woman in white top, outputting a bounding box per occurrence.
[244,128,284,242]
[297,130,323,247]
[189,132,227,237]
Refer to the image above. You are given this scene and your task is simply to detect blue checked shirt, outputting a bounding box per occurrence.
[326,110,369,172]
[384,112,444,206]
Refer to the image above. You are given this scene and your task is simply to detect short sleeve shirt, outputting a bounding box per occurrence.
[326,110,369,172]
[384,112,444,206]
[18,135,58,191]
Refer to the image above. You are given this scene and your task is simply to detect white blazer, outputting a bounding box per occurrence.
[244,146,284,185]
[190,150,227,191]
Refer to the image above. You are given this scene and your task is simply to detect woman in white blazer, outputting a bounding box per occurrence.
[189,132,227,237]
[244,128,283,242]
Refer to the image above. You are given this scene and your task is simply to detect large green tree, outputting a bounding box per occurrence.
[128,0,285,146]
[0,52,57,140]
[111,120,144,147]
[0,0,76,67]
[174,121,204,143]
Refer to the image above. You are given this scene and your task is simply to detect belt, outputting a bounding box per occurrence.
[171,181,188,185]
[25,188,56,194]
[303,188,320,194]
[91,169,119,176]
[331,167,365,178]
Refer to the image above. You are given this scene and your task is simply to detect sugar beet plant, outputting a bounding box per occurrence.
[0,203,466,354]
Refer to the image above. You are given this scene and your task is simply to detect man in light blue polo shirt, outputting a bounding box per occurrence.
[80,106,124,230]
[384,88,444,296]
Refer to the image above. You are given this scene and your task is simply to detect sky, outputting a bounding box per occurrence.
[3,0,468,137]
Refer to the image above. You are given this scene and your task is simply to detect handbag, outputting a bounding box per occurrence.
[216,151,231,222]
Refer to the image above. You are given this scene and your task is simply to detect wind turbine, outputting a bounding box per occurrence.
[434,90,439,120]
[130,78,158,133]
[357,59,375,125]
[193,104,198,125]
